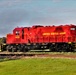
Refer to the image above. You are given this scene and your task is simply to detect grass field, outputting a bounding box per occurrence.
[0,58,76,75]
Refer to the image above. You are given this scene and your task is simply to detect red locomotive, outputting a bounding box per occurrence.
[1,24,76,52]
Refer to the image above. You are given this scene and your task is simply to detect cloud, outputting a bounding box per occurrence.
[0,0,76,37]
[0,0,32,7]
[0,6,75,37]
[52,0,62,3]
[0,8,30,37]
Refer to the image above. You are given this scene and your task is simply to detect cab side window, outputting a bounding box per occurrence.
[16,31,20,35]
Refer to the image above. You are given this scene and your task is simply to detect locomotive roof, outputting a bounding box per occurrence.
[15,24,76,29]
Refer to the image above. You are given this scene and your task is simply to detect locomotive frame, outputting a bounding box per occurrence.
[1,24,76,52]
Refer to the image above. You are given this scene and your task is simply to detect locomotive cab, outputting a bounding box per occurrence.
[13,27,21,38]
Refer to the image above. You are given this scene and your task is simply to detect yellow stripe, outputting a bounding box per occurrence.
[68,42,71,44]
[43,33,50,35]
[3,43,6,45]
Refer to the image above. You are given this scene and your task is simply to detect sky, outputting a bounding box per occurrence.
[0,0,76,37]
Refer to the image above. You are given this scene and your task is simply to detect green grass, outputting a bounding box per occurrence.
[0,58,76,75]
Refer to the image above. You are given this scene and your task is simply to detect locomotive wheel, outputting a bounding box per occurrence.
[49,44,56,52]
[49,43,73,52]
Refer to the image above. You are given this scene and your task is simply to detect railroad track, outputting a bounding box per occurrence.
[0,51,76,59]
[0,52,47,59]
